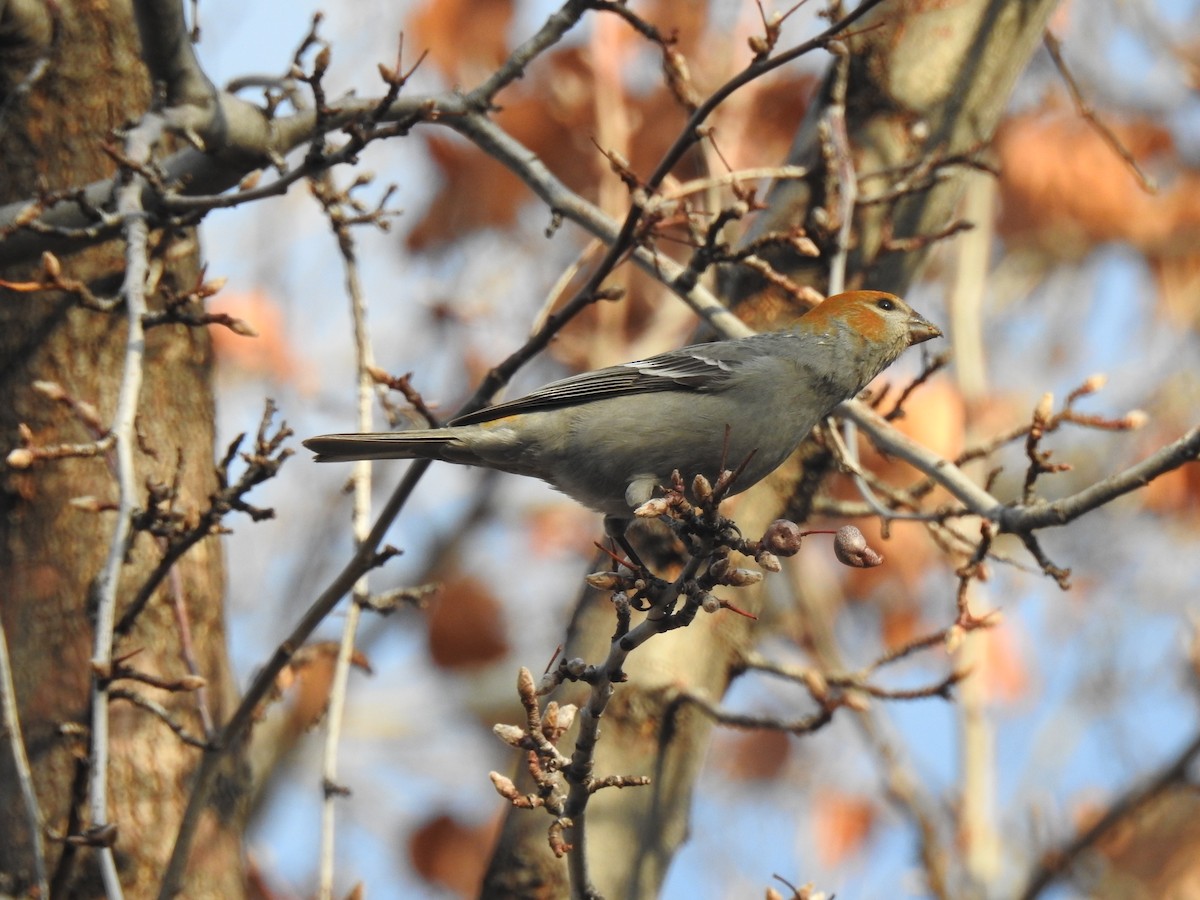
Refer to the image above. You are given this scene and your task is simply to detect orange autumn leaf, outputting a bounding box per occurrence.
[976,623,1029,704]
[813,789,876,868]
[719,729,792,782]
[409,812,501,898]
[525,502,598,557]
[880,603,923,650]
[996,102,1200,325]
[274,641,372,732]
[407,0,514,85]
[996,106,1184,256]
[1140,428,1200,518]
[426,575,510,670]
[209,289,308,388]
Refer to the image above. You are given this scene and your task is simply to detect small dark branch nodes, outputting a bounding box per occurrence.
[0,253,249,338]
[678,218,822,308]
[1019,532,1071,591]
[289,21,425,187]
[291,13,332,127]
[57,823,120,850]
[101,134,171,192]
[668,199,753,296]
[212,400,293,524]
[322,778,352,799]
[487,461,885,862]
[115,402,293,635]
[1010,378,1149,588]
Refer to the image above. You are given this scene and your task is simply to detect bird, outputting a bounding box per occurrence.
[304,290,941,535]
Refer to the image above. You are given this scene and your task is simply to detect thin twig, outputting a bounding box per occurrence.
[88,113,166,900]
[1018,729,1200,900]
[1043,31,1157,194]
[313,172,376,900]
[0,614,48,897]
[823,44,856,296]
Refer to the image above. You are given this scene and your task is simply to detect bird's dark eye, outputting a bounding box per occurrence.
[876,297,895,311]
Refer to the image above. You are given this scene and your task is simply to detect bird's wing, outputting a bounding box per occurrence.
[451,340,758,426]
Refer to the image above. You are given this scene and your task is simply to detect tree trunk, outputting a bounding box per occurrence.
[0,1,245,896]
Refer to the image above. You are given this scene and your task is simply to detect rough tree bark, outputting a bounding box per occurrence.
[0,1,245,896]
[483,2,1060,897]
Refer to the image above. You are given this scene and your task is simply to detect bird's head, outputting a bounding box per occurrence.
[801,290,942,357]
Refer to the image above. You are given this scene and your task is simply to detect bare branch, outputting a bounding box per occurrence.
[1018,729,1200,900]
[1043,31,1157,193]
[87,113,166,900]
[0,615,48,898]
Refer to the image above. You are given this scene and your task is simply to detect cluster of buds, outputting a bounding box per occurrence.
[489,668,578,825]
[605,463,889,620]
[739,521,885,572]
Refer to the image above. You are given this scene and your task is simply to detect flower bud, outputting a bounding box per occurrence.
[552,704,577,735]
[1122,410,1148,430]
[834,525,883,568]
[802,669,828,701]
[586,571,625,591]
[634,497,670,518]
[493,724,526,747]
[490,771,519,799]
[32,380,67,401]
[843,690,870,712]
[761,519,804,556]
[944,623,966,654]
[1033,392,1054,428]
[5,448,34,470]
[721,567,763,587]
[42,251,62,279]
[755,551,781,572]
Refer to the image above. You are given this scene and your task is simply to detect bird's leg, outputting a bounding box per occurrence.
[603,515,650,574]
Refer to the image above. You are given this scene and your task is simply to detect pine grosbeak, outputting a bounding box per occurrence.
[304,290,941,530]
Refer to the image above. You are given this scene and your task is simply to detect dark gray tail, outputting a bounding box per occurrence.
[303,430,461,463]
